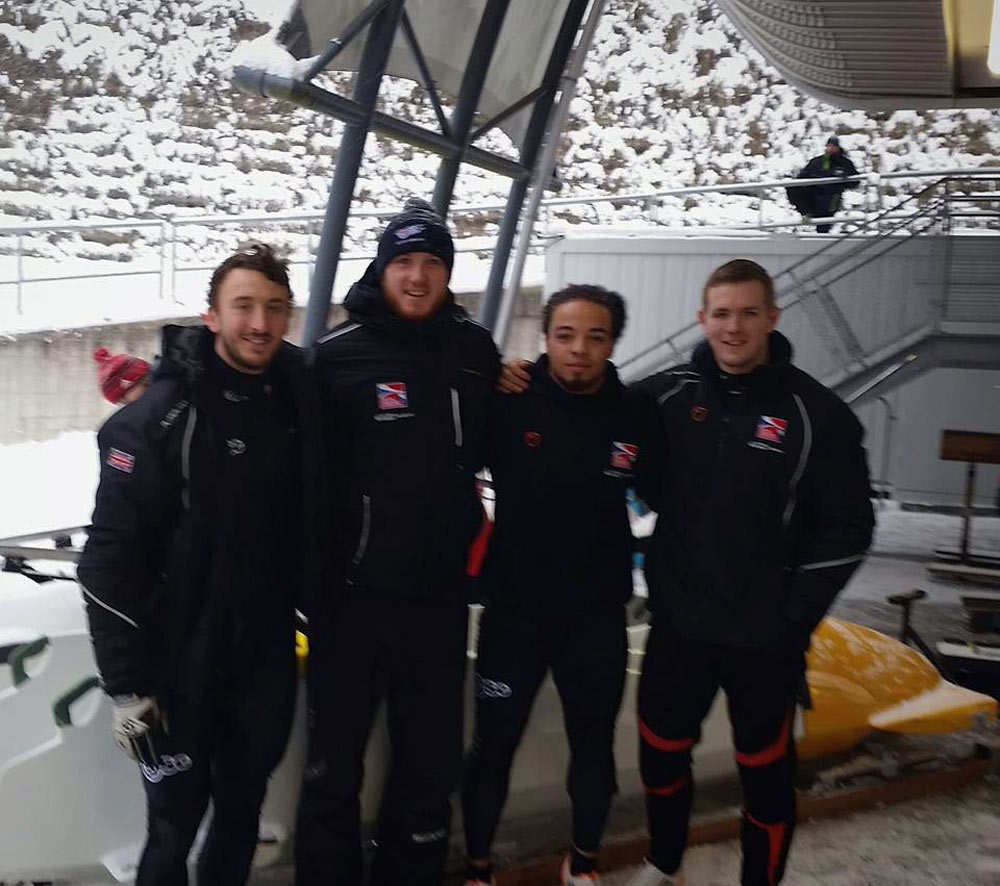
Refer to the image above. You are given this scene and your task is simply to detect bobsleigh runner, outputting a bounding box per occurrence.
[1,534,998,885]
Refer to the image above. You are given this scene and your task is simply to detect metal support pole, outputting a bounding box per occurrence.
[432,0,511,216]
[303,0,405,345]
[877,395,896,510]
[307,221,315,289]
[479,0,590,332]
[170,224,178,303]
[234,67,529,182]
[960,461,976,563]
[15,233,23,314]
[158,221,168,300]
[495,0,606,348]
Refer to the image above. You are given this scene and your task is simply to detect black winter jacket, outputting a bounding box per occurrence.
[635,332,874,654]
[78,325,323,697]
[481,356,660,612]
[788,151,860,214]
[314,264,500,603]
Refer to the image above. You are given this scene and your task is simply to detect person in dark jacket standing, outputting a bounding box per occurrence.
[787,135,860,232]
[78,244,321,886]
[462,285,660,886]
[627,259,874,886]
[295,198,500,886]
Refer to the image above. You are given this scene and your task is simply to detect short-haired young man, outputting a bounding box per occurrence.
[463,285,660,886]
[295,199,500,886]
[79,244,322,885]
[629,259,874,886]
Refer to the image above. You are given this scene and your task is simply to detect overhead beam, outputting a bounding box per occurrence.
[432,0,511,215]
[478,0,590,331]
[399,10,452,138]
[302,0,405,344]
[234,66,530,182]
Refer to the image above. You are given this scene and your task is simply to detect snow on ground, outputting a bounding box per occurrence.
[871,503,1000,562]
[840,506,1000,611]
[598,781,1000,886]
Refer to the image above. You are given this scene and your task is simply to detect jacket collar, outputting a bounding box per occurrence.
[528,353,626,406]
[691,330,793,394]
[154,324,303,389]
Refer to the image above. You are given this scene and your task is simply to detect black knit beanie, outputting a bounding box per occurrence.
[375,197,455,277]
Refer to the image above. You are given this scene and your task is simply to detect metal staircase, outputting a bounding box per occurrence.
[619,173,1000,403]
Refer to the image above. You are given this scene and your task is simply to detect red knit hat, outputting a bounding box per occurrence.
[93,347,150,404]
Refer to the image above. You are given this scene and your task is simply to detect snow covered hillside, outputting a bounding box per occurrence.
[0,0,998,264]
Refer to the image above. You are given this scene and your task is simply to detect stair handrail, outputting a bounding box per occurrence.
[618,179,959,380]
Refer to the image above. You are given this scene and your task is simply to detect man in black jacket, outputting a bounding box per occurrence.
[628,259,874,886]
[462,285,659,886]
[295,199,500,886]
[78,244,322,886]
[787,136,860,232]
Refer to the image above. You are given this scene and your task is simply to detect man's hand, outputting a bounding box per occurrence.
[112,694,163,766]
[497,360,531,394]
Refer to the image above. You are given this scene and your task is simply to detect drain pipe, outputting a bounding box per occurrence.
[494,0,607,351]
[877,394,896,510]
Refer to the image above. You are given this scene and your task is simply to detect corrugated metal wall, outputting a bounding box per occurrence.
[544,232,1000,507]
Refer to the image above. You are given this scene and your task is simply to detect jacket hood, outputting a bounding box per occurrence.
[155,324,213,386]
[343,260,465,339]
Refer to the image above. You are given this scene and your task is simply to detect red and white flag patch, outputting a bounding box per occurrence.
[107,447,135,474]
[610,441,639,470]
[376,381,408,410]
[754,416,788,444]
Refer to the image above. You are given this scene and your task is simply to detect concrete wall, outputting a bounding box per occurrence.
[855,367,1000,508]
[0,290,544,445]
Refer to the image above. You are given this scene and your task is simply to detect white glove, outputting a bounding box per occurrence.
[112,695,163,765]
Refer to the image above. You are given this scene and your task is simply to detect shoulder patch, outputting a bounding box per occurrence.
[107,448,135,474]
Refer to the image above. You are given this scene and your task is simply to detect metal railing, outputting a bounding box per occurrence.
[617,172,1000,382]
[1,166,997,317]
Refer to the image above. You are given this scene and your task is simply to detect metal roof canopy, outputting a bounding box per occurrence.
[716,0,1000,110]
[234,0,593,343]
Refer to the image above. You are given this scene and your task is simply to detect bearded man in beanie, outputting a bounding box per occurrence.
[295,198,500,886]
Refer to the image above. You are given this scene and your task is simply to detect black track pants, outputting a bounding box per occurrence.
[637,621,803,886]
[295,597,469,886]
[136,655,296,886]
[463,603,627,859]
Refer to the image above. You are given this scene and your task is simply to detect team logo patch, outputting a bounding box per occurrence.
[755,416,788,443]
[394,223,424,242]
[376,382,408,410]
[476,674,513,699]
[691,405,708,422]
[610,441,639,470]
[106,448,135,474]
[524,431,542,448]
